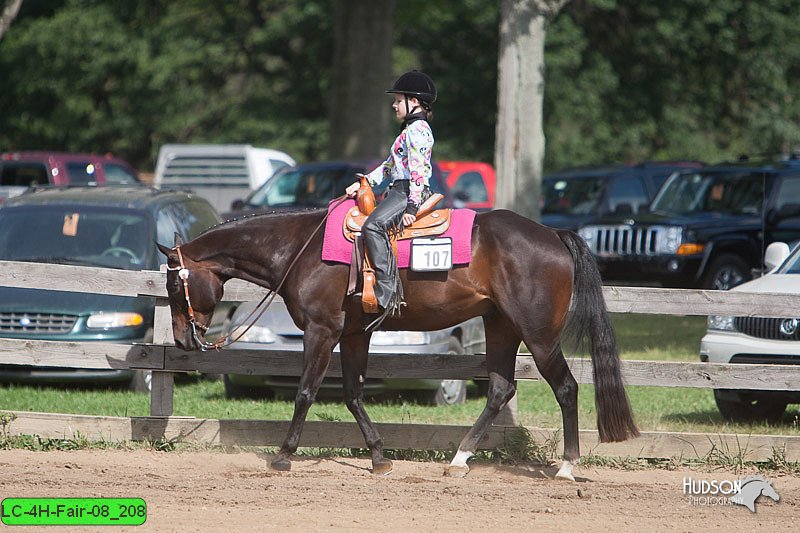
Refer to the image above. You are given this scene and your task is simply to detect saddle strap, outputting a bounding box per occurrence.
[361,248,379,314]
[347,235,361,295]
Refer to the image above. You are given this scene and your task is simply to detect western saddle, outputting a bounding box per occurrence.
[345,176,451,313]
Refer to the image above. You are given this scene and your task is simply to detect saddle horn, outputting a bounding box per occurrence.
[356,174,376,216]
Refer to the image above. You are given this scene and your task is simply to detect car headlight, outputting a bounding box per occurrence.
[577,227,596,248]
[707,315,735,331]
[370,331,429,346]
[86,312,144,330]
[653,226,683,254]
[229,324,277,344]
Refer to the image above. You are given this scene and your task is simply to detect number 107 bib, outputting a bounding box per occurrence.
[410,237,453,272]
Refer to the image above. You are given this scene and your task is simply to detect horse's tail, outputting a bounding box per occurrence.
[557,230,639,442]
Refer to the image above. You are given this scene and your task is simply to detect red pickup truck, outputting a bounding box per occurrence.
[0,151,140,203]
[439,160,496,211]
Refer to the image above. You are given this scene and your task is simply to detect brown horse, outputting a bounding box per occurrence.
[156,207,638,479]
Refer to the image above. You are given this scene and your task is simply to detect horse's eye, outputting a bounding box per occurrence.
[167,277,181,295]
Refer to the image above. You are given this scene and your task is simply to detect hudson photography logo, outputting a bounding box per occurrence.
[683,475,780,512]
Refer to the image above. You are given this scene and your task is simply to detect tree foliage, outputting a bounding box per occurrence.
[545,0,800,168]
[1,0,799,172]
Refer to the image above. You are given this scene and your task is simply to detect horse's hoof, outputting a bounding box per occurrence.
[444,465,470,478]
[372,459,393,475]
[555,460,575,482]
[270,457,292,472]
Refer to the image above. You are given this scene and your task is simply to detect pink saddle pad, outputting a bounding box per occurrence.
[321,199,476,268]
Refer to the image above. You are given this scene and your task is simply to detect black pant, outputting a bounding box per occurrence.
[363,182,408,310]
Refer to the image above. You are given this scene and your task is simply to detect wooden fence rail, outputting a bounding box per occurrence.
[3,338,800,392]
[4,260,800,316]
[2,260,800,461]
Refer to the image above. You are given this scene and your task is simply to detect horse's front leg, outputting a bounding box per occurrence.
[339,333,392,475]
[271,324,335,471]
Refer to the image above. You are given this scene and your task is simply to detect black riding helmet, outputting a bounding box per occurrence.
[385,70,437,104]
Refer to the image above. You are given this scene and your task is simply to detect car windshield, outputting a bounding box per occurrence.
[649,171,764,215]
[246,167,355,208]
[0,206,150,270]
[779,246,800,274]
[542,176,607,215]
[245,164,450,208]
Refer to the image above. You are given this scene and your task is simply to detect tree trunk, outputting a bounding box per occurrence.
[494,0,567,219]
[0,0,23,41]
[328,0,396,160]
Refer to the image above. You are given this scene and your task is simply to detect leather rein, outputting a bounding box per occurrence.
[166,196,349,351]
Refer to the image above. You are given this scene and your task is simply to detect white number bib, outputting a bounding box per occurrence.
[410,237,453,272]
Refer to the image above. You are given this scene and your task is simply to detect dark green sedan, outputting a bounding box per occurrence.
[0,186,221,390]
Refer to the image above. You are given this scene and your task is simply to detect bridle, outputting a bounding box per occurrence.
[166,245,215,349]
[165,196,349,351]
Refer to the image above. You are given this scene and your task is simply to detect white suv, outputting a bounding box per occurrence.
[701,242,800,422]
[153,144,295,213]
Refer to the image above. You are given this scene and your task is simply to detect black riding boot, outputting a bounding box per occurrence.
[363,184,408,315]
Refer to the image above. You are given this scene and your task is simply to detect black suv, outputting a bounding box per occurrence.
[224,160,455,220]
[577,157,800,289]
[541,161,703,231]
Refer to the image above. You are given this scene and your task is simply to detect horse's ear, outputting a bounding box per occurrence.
[173,233,185,247]
[156,242,174,258]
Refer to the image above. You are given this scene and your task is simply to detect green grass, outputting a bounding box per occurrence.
[1,314,799,438]
[611,313,708,361]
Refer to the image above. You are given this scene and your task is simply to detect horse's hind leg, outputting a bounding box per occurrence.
[531,344,579,481]
[271,324,334,471]
[445,313,519,477]
[339,333,392,475]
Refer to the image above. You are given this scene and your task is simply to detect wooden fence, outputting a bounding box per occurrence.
[2,259,800,462]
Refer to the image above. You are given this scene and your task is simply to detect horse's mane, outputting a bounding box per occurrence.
[199,207,327,236]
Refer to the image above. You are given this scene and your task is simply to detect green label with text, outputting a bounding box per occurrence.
[1,498,146,526]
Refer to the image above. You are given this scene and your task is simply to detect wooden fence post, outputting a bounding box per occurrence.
[150,265,176,417]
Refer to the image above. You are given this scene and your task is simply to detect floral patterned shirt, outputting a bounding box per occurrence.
[366,119,434,211]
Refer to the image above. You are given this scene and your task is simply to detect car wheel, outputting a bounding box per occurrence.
[713,389,787,423]
[703,254,749,290]
[223,374,275,400]
[129,328,154,393]
[414,337,467,406]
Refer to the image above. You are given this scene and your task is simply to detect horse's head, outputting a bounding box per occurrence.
[157,239,225,351]
[754,477,781,502]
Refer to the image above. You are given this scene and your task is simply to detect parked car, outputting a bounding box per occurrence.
[0,187,222,391]
[542,161,703,231]
[220,300,486,405]
[154,144,295,213]
[577,157,800,289]
[0,151,141,202]
[700,241,800,422]
[223,159,454,219]
[439,160,495,211]
[221,159,485,404]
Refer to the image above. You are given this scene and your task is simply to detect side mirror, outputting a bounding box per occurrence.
[230,199,246,211]
[764,242,790,272]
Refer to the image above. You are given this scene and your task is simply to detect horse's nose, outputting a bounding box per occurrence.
[174,336,195,351]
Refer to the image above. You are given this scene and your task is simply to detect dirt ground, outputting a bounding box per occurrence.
[0,449,798,532]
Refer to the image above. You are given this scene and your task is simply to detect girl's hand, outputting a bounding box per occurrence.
[345,181,360,198]
[402,213,416,226]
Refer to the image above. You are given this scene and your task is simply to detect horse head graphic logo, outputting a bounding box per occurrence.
[729,475,780,513]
